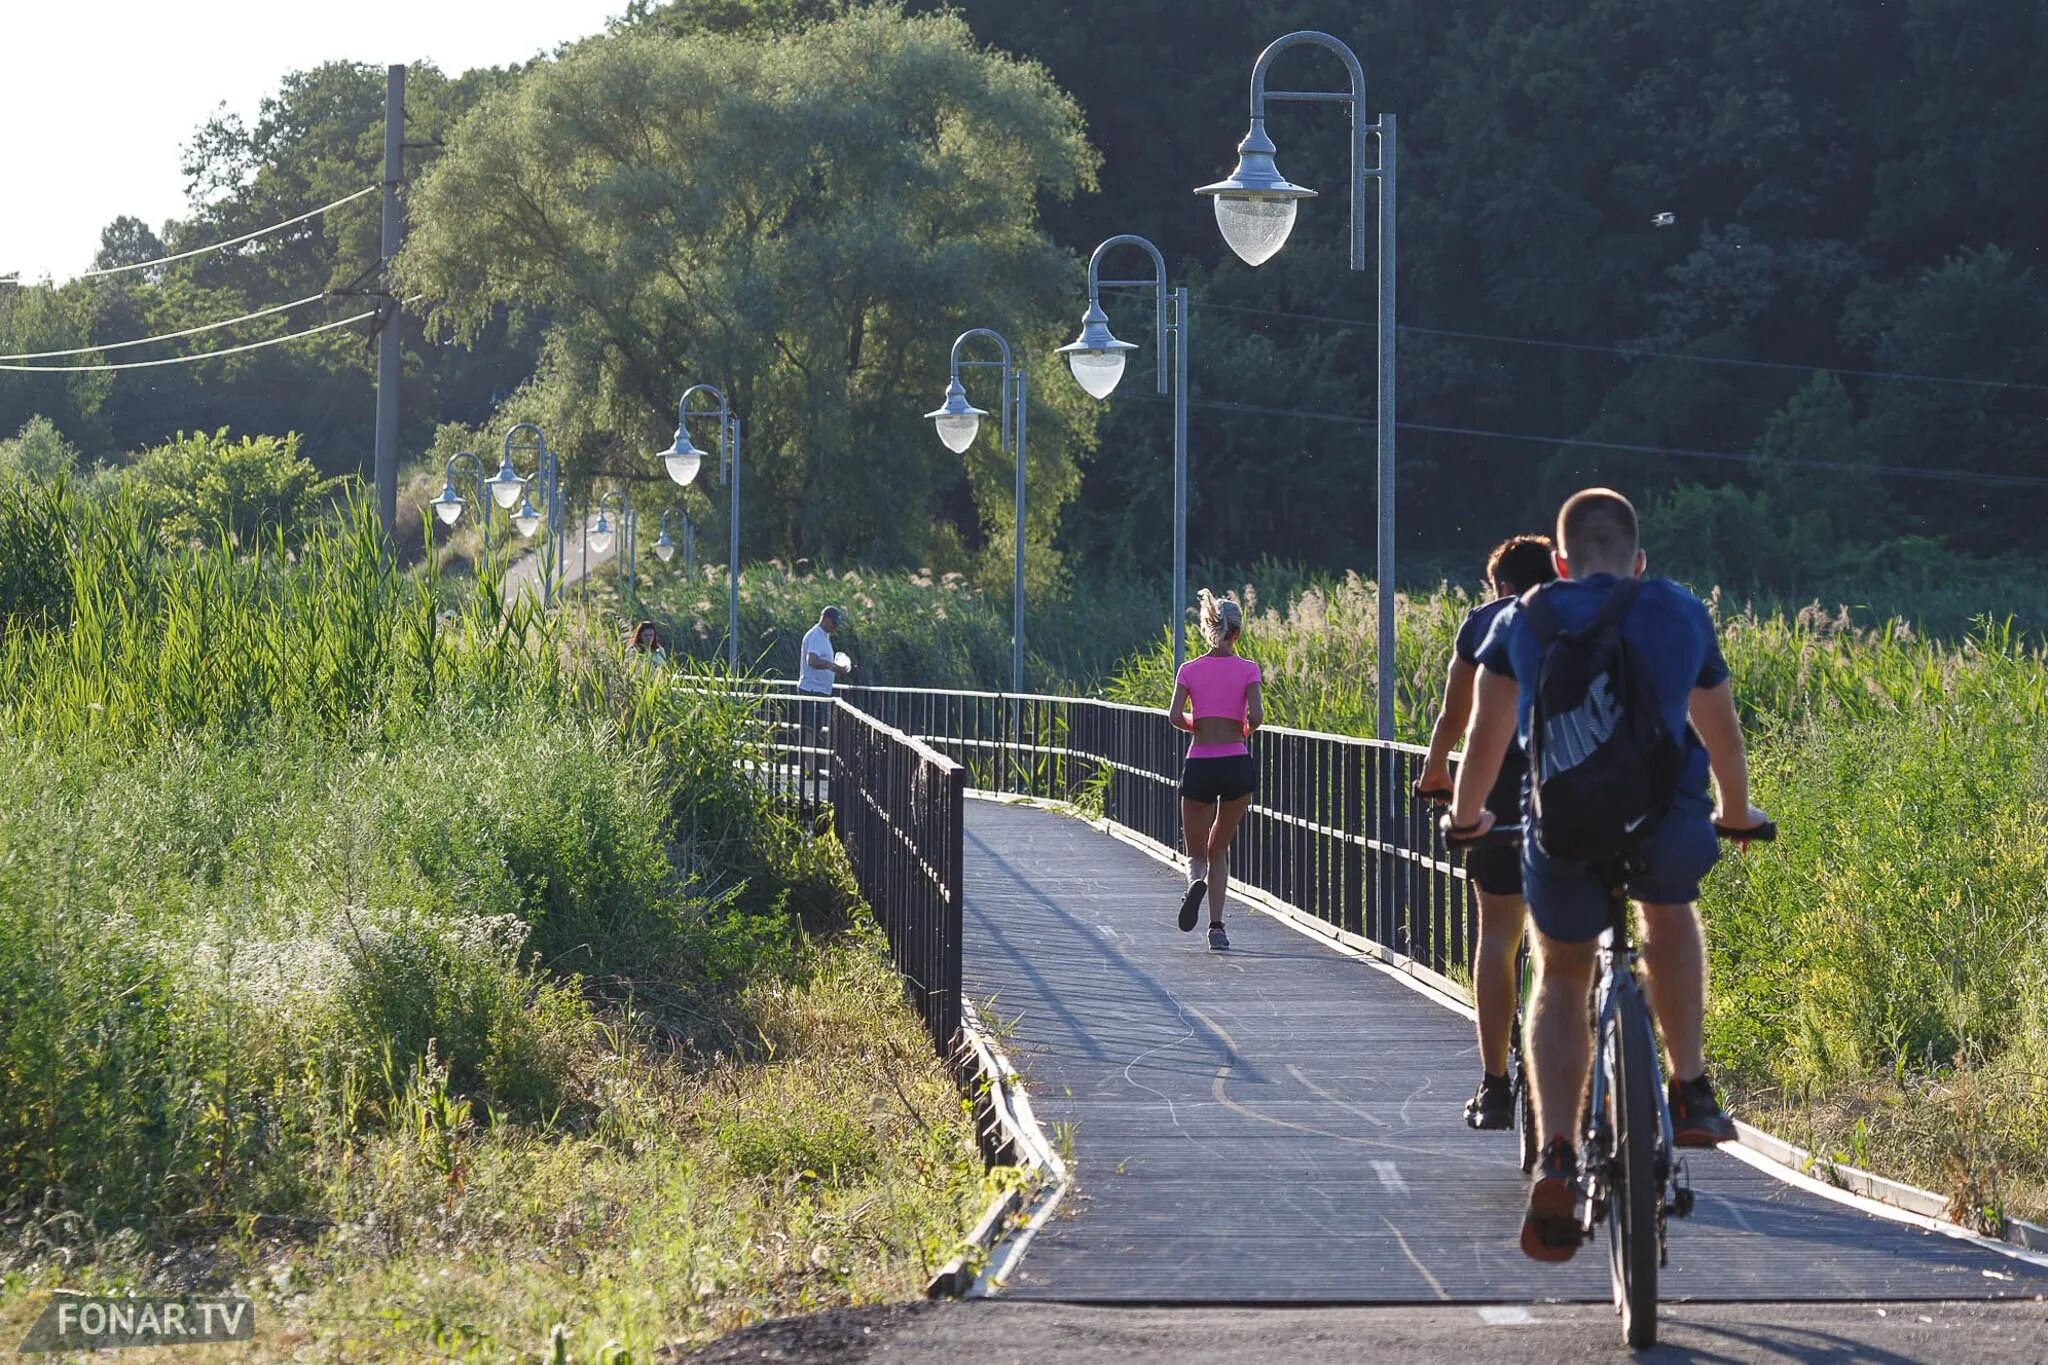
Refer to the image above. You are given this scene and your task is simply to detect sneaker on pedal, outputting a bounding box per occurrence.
[1464,1073,1514,1131]
[1520,1138,1580,1263]
[1669,1074,1737,1147]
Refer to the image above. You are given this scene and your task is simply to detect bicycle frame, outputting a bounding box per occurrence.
[1578,882,1689,1248]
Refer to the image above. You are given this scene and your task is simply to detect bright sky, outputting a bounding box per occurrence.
[2,1,627,283]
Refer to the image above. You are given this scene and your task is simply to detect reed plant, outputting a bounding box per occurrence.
[0,479,980,1355]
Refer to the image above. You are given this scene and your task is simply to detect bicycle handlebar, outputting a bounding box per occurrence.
[1439,817,1778,850]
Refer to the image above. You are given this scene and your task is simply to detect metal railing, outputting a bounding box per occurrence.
[794,682,1475,986]
[746,689,965,1052]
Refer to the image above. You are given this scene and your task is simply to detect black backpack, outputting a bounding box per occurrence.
[1521,579,1683,865]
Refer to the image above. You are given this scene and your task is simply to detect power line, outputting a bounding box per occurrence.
[0,307,380,372]
[0,293,329,361]
[1194,300,2048,396]
[1129,391,2048,491]
[33,188,378,283]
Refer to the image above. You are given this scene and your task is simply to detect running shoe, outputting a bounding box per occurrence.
[1463,1072,1514,1131]
[1207,922,1229,951]
[1178,879,1207,933]
[1520,1138,1580,1263]
[1669,1074,1737,1147]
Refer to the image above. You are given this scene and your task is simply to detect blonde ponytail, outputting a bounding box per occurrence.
[1197,588,1242,649]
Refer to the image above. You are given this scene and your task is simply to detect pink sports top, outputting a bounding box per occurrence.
[1176,653,1262,758]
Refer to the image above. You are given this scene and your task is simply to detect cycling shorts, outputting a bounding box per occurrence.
[1522,787,1718,943]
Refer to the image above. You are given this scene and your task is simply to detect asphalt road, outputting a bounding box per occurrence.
[681,1298,2048,1365]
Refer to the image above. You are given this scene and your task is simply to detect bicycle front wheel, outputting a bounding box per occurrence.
[1605,985,1660,1348]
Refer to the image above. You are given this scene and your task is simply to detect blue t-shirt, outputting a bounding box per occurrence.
[1475,575,1728,794]
[1455,595,1514,666]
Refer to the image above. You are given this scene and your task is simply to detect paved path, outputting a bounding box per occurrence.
[959,800,2048,1305]
[684,1300,2048,1365]
[501,513,615,603]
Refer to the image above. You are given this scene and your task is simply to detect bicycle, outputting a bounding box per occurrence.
[1444,815,1775,1349]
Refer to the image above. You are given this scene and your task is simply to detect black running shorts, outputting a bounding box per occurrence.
[1180,753,1256,803]
[1466,751,1525,897]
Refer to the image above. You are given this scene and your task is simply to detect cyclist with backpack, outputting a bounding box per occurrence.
[1441,488,1770,1263]
[1414,534,1557,1132]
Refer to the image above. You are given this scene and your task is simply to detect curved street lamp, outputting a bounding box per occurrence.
[591,489,636,591]
[429,449,490,542]
[926,328,1025,693]
[654,507,695,577]
[1058,234,1190,671]
[1196,29,1397,745]
[660,384,742,669]
[503,422,562,607]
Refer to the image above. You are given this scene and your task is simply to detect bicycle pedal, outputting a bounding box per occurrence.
[1668,1187,1695,1219]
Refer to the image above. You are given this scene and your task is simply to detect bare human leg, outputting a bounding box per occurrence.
[1473,890,1528,1077]
[1528,930,1597,1146]
[1182,797,1216,885]
[1637,901,1706,1083]
[1205,793,1252,925]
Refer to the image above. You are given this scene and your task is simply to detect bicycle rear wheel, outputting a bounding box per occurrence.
[1605,984,1660,1348]
[1513,1036,1539,1174]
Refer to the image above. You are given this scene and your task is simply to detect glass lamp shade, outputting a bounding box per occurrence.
[486,467,527,510]
[933,411,980,453]
[664,447,703,486]
[511,500,542,538]
[1067,349,1128,399]
[588,512,615,559]
[1213,194,1299,267]
[431,485,464,526]
[654,532,676,562]
[660,428,705,486]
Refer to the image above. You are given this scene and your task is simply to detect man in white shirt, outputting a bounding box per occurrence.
[798,606,850,695]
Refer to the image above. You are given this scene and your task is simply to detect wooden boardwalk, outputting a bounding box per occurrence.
[960,799,2048,1304]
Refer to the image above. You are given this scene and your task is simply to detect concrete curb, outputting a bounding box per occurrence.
[924,995,1070,1299]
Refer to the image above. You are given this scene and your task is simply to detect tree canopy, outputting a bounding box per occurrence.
[399,3,1100,574]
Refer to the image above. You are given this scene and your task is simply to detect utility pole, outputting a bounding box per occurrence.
[374,64,405,543]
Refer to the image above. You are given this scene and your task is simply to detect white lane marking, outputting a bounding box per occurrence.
[1478,1307,1534,1325]
[1371,1160,1410,1195]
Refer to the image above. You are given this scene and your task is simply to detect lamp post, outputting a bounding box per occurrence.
[657,385,740,670]
[1058,235,1190,673]
[590,489,635,591]
[654,508,695,578]
[926,329,1026,694]
[503,422,560,607]
[1196,29,1397,745]
[428,449,496,551]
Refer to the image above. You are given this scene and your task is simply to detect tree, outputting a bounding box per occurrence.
[92,217,169,275]
[0,416,80,483]
[126,429,336,548]
[398,5,1101,573]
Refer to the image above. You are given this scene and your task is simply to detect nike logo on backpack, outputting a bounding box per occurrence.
[1540,672,1620,777]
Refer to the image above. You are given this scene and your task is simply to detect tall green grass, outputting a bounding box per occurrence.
[0,480,979,1352]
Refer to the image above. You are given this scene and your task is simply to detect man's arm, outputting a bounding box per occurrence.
[1448,667,1518,834]
[1418,656,1477,795]
[1688,681,1766,829]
